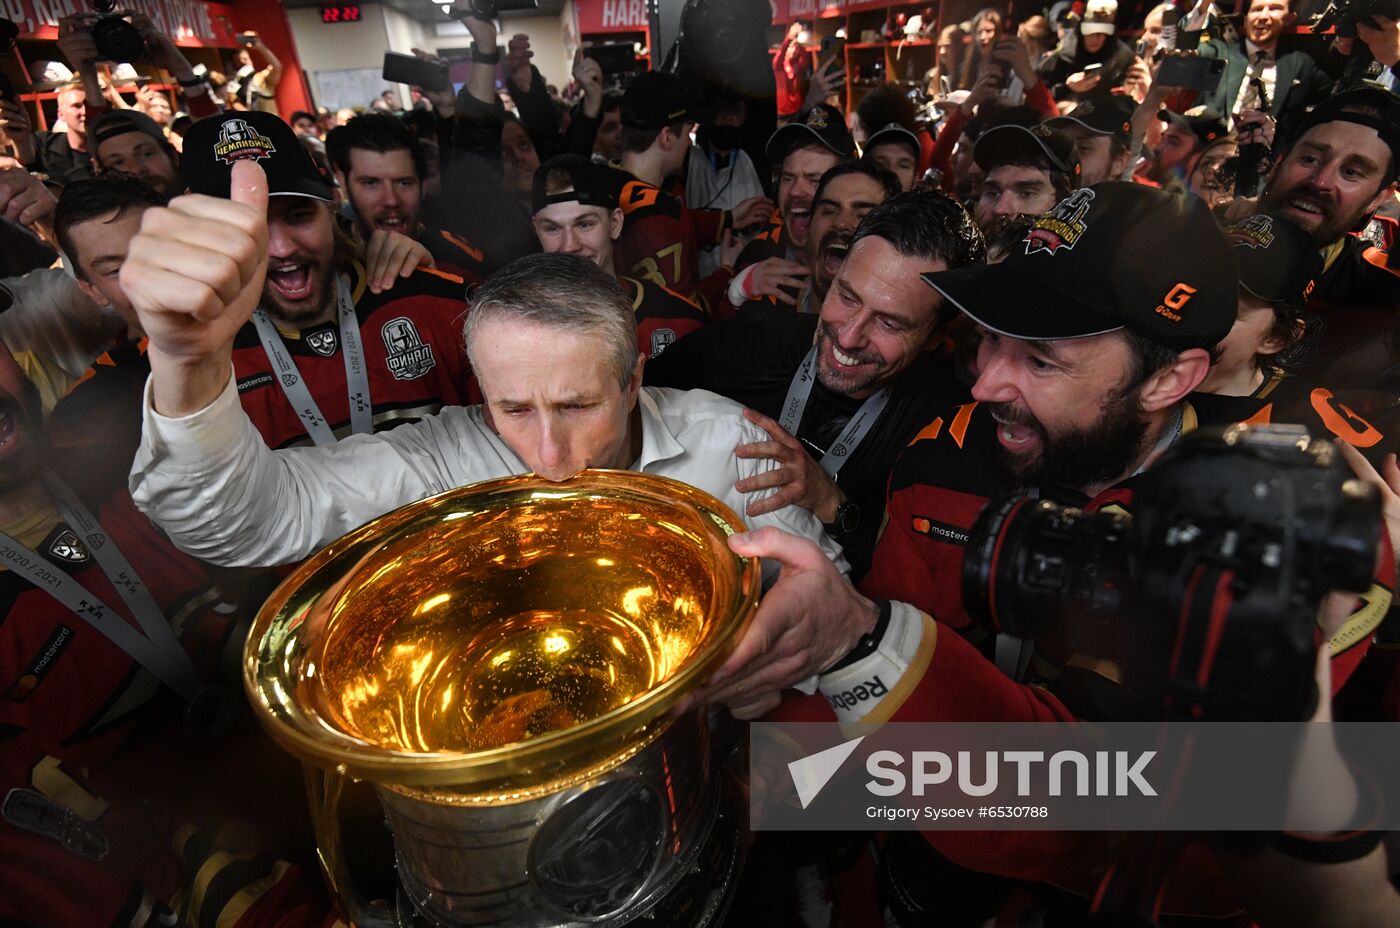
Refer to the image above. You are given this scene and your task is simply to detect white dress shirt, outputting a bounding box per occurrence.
[129,375,848,582]
[1233,40,1277,117]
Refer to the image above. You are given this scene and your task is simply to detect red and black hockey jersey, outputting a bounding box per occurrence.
[231,260,477,449]
[418,224,489,287]
[860,400,1390,700]
[619,274,707,359]
[0,493,337,927]
[609,167,733,313]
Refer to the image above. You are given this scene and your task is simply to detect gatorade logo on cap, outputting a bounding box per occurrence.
[214,118,276,166]
[807,108,829,129]
[1155,282,1197,323]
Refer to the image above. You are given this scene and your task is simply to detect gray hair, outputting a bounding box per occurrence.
[463,252,640,390]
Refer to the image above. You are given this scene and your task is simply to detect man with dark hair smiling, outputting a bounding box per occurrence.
[326,112,488,283]
[649,187,985,577]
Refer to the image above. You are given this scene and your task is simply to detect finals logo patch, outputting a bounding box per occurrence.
[1227,214,1275,249]
[1024,188,1095,256]
[213,118,276,165]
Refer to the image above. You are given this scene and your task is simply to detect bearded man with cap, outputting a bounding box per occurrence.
[1147,106,1229,188]
[1248,86,1400,389]
[725,103,856,310]
[90,110,182,198]
[1046,91,1135,185]
[860,183,1385,692]
[970,122,1083,234]
[1189,212,1400,473]
[177,111,476,449]
[610,71,772,314]
[532,154,707,358]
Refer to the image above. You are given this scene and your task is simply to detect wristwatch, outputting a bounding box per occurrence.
[825,499,861,536]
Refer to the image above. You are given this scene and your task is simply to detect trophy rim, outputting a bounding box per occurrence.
[243,468,760,788]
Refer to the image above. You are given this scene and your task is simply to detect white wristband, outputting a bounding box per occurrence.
[727,263,758,307]
[817,601,927,726]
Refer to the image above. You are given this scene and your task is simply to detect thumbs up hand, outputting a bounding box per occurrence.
[122,159,271,417]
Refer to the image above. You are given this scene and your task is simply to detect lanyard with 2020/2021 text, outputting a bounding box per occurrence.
[0,476,207,707]
[251,275,372,445]
[778,345,891,478]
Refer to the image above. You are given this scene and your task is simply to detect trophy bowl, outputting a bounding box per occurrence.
[244,470,761,927]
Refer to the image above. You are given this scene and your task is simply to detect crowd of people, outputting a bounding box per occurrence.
[1,0,1399,924]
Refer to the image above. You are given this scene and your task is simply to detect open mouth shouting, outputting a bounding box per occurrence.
[267,261,317,303]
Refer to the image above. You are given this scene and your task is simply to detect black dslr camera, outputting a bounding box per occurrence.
[962,424,1379,722]
[73,1,147,64]
[1313,0,1400,34]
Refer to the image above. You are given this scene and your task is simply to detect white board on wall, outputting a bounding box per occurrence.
[312,68,393,112]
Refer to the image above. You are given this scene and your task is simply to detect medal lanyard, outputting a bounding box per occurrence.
[778,346,892,479]
[0,476,203,703]
[251,276,372,446]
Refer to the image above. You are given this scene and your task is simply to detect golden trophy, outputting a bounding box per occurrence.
[244,471,760,927]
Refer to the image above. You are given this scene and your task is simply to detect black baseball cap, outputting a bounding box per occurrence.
[620,71,692,130]
[1158,107,1228,149]
[864,122,921,160]
[532,154,619,214]
[765,103,857,162]
[973,123,1083,183]
[290,110,317,125]
[91,109,166,149]
[1293,85,1400,177]
[922,182,1238,351]
[1048,92,1135,145]
[963,103,1042,143]
[1226,213,1322,305]
[181,111,333,201]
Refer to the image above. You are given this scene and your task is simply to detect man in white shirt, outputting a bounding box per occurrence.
[122,160,868,715]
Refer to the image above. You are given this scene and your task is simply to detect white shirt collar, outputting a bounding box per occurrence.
[634,388,686,469]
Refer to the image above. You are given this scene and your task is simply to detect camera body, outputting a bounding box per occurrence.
[962,424,1379,722]
[73,2,146,64]
[1313,0,1400,35]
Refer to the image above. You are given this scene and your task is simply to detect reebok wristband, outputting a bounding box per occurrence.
[817,601,928,726]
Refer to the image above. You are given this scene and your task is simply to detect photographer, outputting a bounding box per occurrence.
[44,10,219,189]
[711,187,1397,926]
[231,32,281,114]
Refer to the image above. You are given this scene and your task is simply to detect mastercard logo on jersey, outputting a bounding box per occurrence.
[911,515,970,546]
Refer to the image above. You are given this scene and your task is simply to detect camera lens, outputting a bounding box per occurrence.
[962,495,1133,643]
[91,15,147,64]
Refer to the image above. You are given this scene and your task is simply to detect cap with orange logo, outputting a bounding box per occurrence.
[921,182,1238,351]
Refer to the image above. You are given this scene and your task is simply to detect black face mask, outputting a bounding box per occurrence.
[699,124,743,152]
